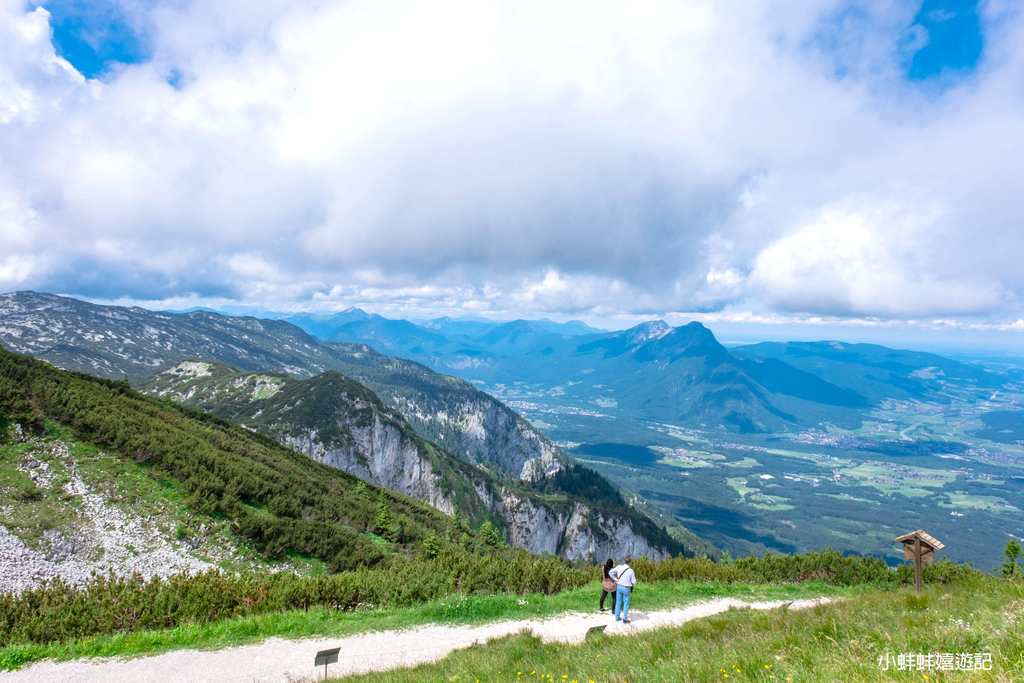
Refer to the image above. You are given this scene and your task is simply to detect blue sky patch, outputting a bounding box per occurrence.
[905,0,984,80]
[808,1,985,88]
[40,0,151,78]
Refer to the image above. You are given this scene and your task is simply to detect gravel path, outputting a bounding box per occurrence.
[0,597,831,683]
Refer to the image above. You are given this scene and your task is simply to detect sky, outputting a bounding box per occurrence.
[1,0,1023,346]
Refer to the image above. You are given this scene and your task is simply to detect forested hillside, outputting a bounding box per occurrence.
[139,360,493,521]
[0,346,496,576]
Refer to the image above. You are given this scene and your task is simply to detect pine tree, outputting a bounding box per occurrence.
[450,504,466,535]
[1000,539,1022,578]
[479,521,502,547]
[422,531,441,559]
[376,498,395,540]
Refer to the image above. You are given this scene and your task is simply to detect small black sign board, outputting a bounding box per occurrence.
[315,647,340,679]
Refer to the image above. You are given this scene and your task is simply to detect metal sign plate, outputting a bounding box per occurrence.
[315,647,340,667]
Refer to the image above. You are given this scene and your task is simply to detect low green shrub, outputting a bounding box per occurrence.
[0,548,980,649]
[633,548,978,587]
[0,548,587,647]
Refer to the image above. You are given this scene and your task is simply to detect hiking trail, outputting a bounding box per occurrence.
[0,597,832,682]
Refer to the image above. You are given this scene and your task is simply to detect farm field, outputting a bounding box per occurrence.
[495,360,1024,571]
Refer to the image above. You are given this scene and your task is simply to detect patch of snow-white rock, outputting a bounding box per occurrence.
[0,439,221,595]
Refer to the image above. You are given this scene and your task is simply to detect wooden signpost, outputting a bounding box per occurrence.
[894,529,945,593]
[314,647,341,680]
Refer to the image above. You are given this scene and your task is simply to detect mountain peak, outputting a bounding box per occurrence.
[624,320,671,343]
[421,316,454,328]
[656,321,728,357]
[340,307,371,319]
[532,318,606,336]
[476,319,550,345]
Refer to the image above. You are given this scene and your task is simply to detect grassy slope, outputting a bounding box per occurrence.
[0,578,854,670]
[331,576,1024,683]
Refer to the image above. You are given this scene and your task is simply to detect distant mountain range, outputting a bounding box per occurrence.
[3,291,1001,436]
[277,309,606,343]
[730,340,999,405]
[275,308,1002,433]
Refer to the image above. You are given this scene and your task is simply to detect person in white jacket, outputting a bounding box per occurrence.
[609,556,637,623]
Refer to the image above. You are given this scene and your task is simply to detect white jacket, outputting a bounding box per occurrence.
[610,564,636,588]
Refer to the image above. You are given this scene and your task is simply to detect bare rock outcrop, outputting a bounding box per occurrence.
[285,415,456,515]
[500,489,669,563]
[456,401,563,481]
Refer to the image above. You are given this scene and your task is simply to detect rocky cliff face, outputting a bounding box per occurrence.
[276,408,667,563]
[280,410,668,563]
[456,400,563,481]
[500,489,669,562]
[283,414,456,515]
[560,504,669,563]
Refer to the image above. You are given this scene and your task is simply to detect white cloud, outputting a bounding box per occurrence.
[0,254,36,286]
[0,0,1022,323]
[927,10,957,22]
[748,200,1005,316]
[705,268,745,292]
[0,4,83,123]
[967,319,1024,332]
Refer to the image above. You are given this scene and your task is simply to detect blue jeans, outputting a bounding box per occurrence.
[614,584,631,621]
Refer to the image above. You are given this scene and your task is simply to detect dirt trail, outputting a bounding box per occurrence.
[0,597,832,683]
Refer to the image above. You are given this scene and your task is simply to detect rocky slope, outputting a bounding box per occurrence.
[0,429,241,594]
[142,361,487,520]
[140,360,682,561]
[499,491,667,560]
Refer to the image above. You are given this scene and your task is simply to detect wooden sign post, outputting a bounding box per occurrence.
[893,530,945,593]
[314,647,340,680]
